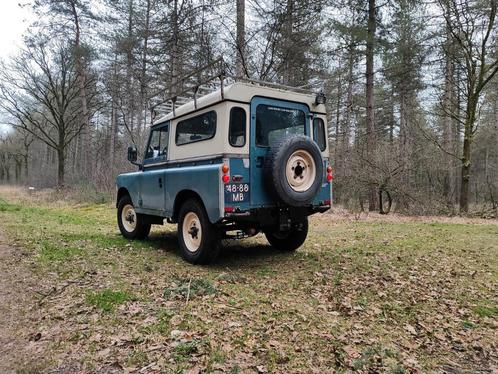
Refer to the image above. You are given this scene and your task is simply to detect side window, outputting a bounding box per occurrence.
[313,118,326,151]
[229,107,246,147]
[175,111,217,146]
[145,126,169,160]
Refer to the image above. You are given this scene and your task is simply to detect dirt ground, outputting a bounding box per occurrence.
[0,234,41,372]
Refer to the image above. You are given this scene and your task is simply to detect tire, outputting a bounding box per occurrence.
[117,195,151,240]
[177,198,220,264]
[264,135,323,207]
[264,218,308,251]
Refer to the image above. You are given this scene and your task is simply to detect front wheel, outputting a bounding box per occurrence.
[264,218,308,251]
[117,195,151,240]
[178,198,220,264]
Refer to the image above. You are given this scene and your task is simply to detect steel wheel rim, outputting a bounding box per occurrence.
[121,204,137,232]
[285,150,316,192]
[182,212,202,252]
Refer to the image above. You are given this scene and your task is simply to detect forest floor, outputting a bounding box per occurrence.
[0,186,496,373]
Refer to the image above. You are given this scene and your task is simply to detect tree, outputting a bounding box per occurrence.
[382,0,427,191]
[365,0,377,210]
[0,41,97,187]
[438,0,498,213]
[32,0,98,179]
[236,0,246,77]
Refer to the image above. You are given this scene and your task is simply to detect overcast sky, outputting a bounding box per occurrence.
[0,1,32,60]
[0,1,32,133]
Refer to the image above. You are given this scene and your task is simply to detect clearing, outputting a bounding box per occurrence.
[0,187,496,373]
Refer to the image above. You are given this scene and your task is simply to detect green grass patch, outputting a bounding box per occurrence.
[38,240,83,263]
[473,303,498,318]
[0,198,21,212]
[85,289,134,312]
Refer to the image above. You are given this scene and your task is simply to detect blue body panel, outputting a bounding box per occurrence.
[117,162,222,223]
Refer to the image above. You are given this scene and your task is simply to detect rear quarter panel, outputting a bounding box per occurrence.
[164,163,223,223]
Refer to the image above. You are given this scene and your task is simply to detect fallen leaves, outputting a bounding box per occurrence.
[0,193,496,373]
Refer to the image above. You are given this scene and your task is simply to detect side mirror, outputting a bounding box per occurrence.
[127,145,138,163]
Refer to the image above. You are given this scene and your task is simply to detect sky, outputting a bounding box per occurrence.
[0,1,32,134]
[0,1,32,60]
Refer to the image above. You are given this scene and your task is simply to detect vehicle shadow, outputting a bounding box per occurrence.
[146,231,293,269]
[214,240,292,268]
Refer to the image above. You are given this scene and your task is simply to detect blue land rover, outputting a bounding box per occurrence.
[116,82,332,264]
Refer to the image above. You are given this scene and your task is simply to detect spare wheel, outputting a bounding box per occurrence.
[264,134,324,207]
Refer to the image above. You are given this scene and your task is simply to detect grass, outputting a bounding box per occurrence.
[85,289,134,312]
[0,187,496,373]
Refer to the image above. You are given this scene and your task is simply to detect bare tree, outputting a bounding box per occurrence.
[438,0,498,213]
[0,41,97,187]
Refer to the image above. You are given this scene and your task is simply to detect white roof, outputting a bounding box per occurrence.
[153,82,326,125]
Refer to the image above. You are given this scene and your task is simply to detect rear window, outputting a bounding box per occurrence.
[256,105,305,147]
[313,118,326,151]
[229,107,246,147]
[175,111,217,146]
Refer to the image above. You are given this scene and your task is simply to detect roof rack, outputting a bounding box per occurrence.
[148,58,227,121]
[147,58,321,122]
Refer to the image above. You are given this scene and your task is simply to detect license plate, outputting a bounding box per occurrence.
[224,183,250,203]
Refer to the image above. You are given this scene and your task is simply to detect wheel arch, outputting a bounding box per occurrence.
[116,187,130,208]
[172,189,205,223]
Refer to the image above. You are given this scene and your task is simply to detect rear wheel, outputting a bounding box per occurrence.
[178,198,220,264]
[264,218,308,251]
[117,195,151,240]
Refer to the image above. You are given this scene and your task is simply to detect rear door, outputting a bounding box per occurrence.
[249,97,310,207]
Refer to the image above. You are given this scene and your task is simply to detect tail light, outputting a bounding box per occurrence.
[221,163,230,184]
[326,165,333,182]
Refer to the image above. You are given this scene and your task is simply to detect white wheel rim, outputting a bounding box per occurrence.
[121,204,137,232]
[182,212,202,252]
[285,150,316,192]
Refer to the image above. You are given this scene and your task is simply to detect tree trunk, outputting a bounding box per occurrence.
[335,61,342,169]
[126,0,135,139]
[23,154,28,183]
[342,45,354,158]
[495,89,498,169]
[57,147,65,188]
[442,13,455,204]
[109,98,117,167]
[171,0,179,96]
[459,132,471,213]
[110,52,118,166]
[70,1,91,180]
[366,0,377,211]
[389,85,395,144]
[459,94,477,214]
[282,0,293,85]
[236,0,246,77]
[138,0,151,139]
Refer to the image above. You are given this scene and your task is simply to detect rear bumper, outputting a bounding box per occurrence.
[223,204,330,225]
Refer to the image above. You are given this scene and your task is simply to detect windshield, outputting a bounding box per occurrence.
[255,104,306,147]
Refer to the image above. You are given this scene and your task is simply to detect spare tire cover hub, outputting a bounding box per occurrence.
[285,150,316,192]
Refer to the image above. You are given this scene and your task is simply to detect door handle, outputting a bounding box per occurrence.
[256,156,264,168]
[158,177,163,188]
